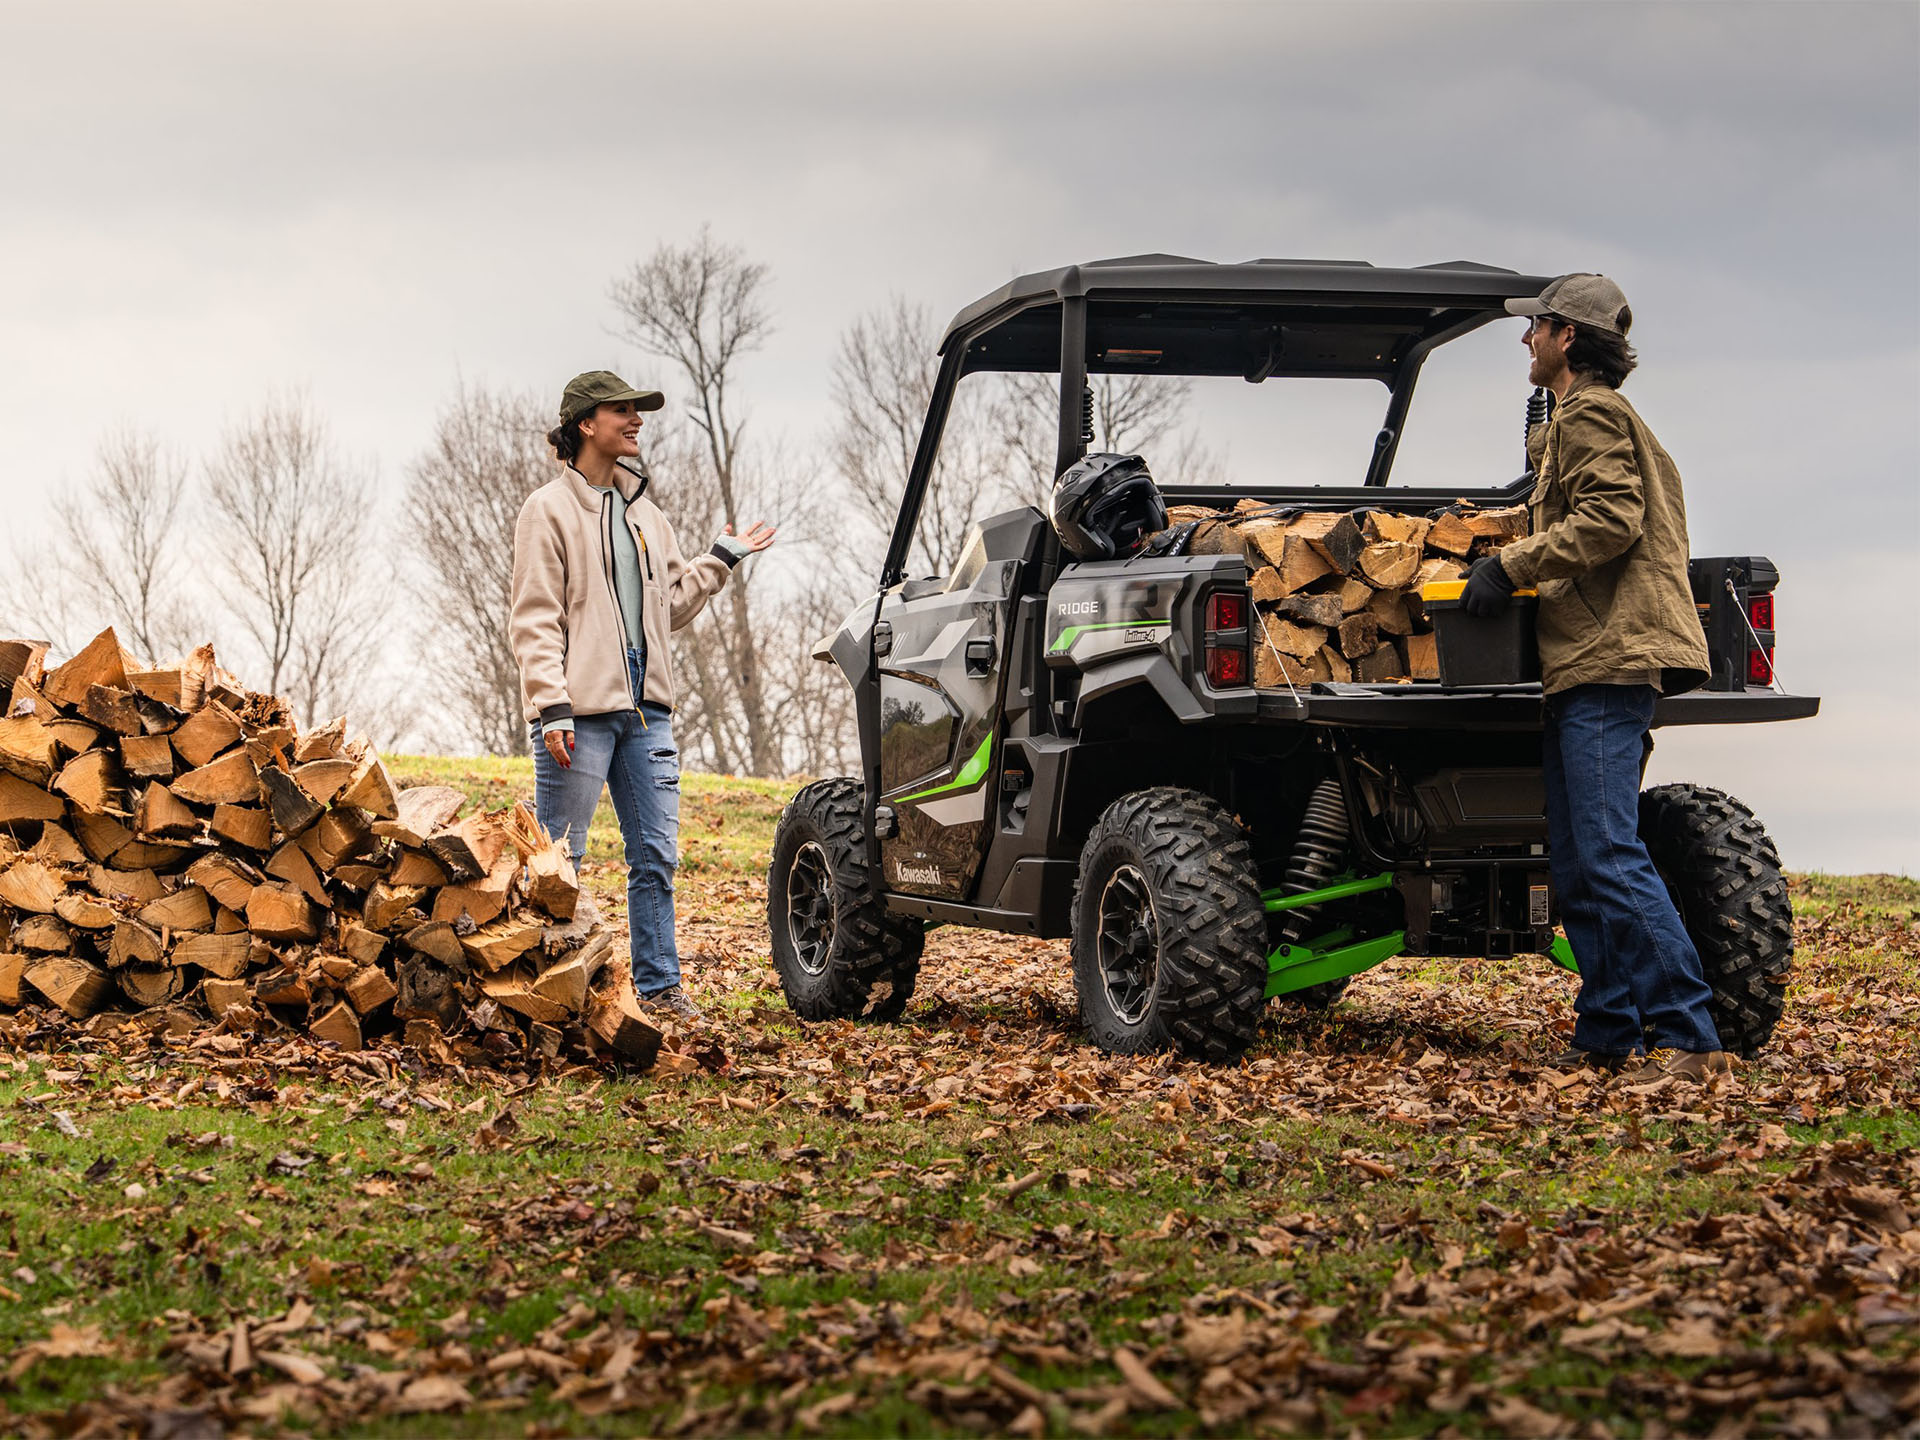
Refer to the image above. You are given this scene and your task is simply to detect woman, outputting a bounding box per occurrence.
[510,369,775,1019]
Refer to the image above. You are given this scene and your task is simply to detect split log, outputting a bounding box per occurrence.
[14,915,73,952]
[0,772,65,823]
[1357,541,1422,590]
[259,768,324,835]
[482,966,570,1024]
[108,918,165,968]
[1249,567,1290,607]
[254,966,312,1008]
[373,785,465,846]
[242,724,297,769]
[171,704,243,769]
[267,840,329,906]
[402,921,466,968]
[171,749,260,806]
[44,720,102,760]
[531,932,612,1012]
[1265,534,1335,596]
[394,956,463,1030]
[0,860,67,913]
[317,953,358,985]
[172,932,251,979]
[81,684,144,736]
[0,714,59,785]
[388,849,449,888]
[53,893,116,930]
[432,850,518,928]
[1464,505,1529,543]
[365,883,429,932]
[74,811,134,862]
[1336,612,1381,660]
[524,843,579,922]
[1273,591,1346,629]
[1425,512,1476,558]
[115,840,195,871]
[424,813,508,884]
[202,976,252,1017]
[25,954,110,1017]
[120,733,177,782]
[1361,511,1431,548]
[120,966,184,1008]
[1316,645,1350,684]
[29,824,87,866]
[0,950,25,1006]
[1407,631,1441,681]
[336,752,398,819]
[292,758,355,807]
[1263,617,1327,661]
[210,804,273,851]
[339,923,385,966]
[139,885,213,934]
[587,988,663,1069]
[300,808,371,873]
[1355,640,1408,684]
[54,751,124,815]
[1287,511,1365,573]
[293,717,347,763]
[309,1001,362,1052]
[1366,588,1415,637]
[126,668,183,707]
[90,865,167,903]
[212,906,248,935]
[1255,644,1333,690]
[1337,576,1375,615]
[329,862,387,891]
[0,640,48,696]
[134,782,199,838]
[185,854,261,912]
[42,629,129,710]
[459,914,546,973]
[245,882,320,942]
[344,966,397,1014]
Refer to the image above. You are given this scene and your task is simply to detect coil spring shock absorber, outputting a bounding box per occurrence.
[1274,778,1349,948]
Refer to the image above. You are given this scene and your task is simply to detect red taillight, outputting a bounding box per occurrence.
[1208,592,1246,631]
[1748,594,1774,630]
[1206,646,1247,686]
[1748,647,1774,685]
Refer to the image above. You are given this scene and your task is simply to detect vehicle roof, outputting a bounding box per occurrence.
[942,255,1554,352]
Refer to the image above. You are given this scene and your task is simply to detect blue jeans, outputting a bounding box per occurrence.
[1542,683,1721,1056]
[530,649,682,995]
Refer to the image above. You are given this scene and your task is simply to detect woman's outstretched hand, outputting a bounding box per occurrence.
[722,521,778,554]
[545,728,575,770]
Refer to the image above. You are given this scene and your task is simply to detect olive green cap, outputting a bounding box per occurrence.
[559,370,665,424]
[1505,273,1633,337]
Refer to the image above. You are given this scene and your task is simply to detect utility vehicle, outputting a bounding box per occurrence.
[768,256,1817,1061]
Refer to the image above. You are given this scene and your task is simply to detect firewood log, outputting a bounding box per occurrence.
[108,918,165,968]
[1337,577,1375,615]
[15,915,73,952]
[0,950,26,1006]
[344,965,397,1014]
[1336,612,1381,660]
[587,978,663,1068]
[81,684,143,736]
[432,851,517,928]
[245,881,320,942]
[482,965,571,1024]
[300,807,373,874]
[364,882,429,932]
[259,769,323,836]
[119,966,184,1008]
[1464,505,1529,543]
[373,785,465,846]
[1362,511,1431,549]
[0,640,48,696]
[0,860,67,913]
[388,849,449,888]
[1274,591,1346,628]
[115,840,195,872]
[170,704,242,769]
[126,668,183,707]
[525,843,579,922]
[55,751,125,816]
[185,854,261,912]
[209,804,273,851]
[25,953,110,1017]
[53,892,116,930]
[424,813,508,884]
[293,717,347,763]
[45,718,102,758]
[28,823,87,866]
[0,772,65,824]
[1366,588,1415,637]
[309,1001,362,1051]
[42,629,129,710]
[171,749,260,807]
[336,752,399,819]
[266,841,328,906]
[0,714,59,785]
[89,864,167,903]
[1263,616,1326,661]
[172,932,250,979]
[120,733,177,782]
[459,914,545,973]
[1425,512,1476,557]
[401,921,466,968]
[138,885,213,934]
[292,758,355,807]
[339,923,385,966]
[202,976,251,1016]
[1288,511,1365,573]
[134,782,198,839]
[1356,640,1408,683]
[1357,541,1422,589]
[1407,631,1440,681]
[531,933,612,1012]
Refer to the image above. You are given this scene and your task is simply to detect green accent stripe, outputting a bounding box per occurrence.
[1548,934,1580,974]
[895,734,993,805]
[1047,617,1171,655]
[1266,930,1405,998]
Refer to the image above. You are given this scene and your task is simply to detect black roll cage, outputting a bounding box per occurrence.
[880,256,1554,589]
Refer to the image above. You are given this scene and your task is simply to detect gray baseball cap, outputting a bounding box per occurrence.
[1505,273,1633,337]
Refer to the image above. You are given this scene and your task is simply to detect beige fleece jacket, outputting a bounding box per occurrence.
[511,463,735,724]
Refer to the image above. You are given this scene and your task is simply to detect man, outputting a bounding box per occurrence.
[1459,274,1728,1082]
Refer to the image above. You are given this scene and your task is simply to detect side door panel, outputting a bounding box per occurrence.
[876,557,1021,900]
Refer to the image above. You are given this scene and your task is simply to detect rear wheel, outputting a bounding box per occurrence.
[1639,783,1792,1058]
[768,779,923,1021]
[1072,788,1270,1062]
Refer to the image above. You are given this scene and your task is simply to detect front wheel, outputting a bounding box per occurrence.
[1072,788,1270,1062]
[1639,783,1793,1058]
[768,779,923,1022]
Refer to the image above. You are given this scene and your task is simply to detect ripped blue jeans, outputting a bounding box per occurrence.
[530,651,682,995]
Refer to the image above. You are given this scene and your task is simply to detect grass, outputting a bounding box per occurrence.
[1,758,1915,1436]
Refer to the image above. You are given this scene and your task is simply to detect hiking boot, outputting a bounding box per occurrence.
[646,983,701,1022]
[1548,1045,1633,1073]
[1627,1049,1735,1084]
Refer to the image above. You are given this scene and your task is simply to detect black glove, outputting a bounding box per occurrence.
[1461,555,1517,617]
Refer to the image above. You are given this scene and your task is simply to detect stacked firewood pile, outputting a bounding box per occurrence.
[1164,501,1531,687]
[0,629,661,1068]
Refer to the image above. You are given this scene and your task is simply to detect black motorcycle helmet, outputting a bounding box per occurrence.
[1048,452,1167,561]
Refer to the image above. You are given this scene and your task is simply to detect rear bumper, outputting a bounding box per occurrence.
[1247,683,1820,731]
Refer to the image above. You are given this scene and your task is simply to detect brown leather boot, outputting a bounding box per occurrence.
[1627,1049,1735,1083]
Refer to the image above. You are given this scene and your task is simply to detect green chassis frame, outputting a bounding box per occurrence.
[1259,872,1579,998]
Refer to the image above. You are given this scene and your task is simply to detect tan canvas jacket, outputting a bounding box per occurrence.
[511,463,734,725]
[1499,378,1710,696]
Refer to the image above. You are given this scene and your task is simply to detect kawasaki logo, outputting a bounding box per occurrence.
[1056,600,1101,616]
[895,862,943,886]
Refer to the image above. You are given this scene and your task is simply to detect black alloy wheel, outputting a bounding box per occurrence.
[1096,864,1161,1025]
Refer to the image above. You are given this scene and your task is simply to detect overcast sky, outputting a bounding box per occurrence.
[1,1,1914,872]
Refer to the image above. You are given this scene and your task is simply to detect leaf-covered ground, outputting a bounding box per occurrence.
[2,761,1916,1438]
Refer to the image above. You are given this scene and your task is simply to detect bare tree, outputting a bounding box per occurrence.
[203,394,380,725]
[1003,372,1206,503]
[404,382,552,754]
[610,229,789,776]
